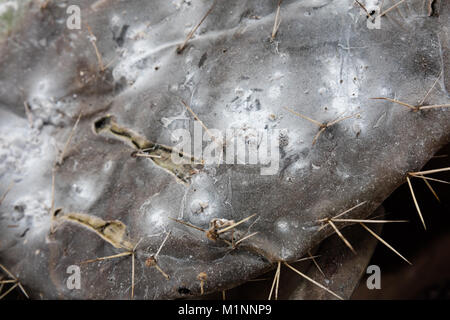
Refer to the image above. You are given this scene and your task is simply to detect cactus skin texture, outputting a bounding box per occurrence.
[0,0,449,299]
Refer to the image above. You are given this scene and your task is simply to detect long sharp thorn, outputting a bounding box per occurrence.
[328,220,356,254]
[332,201,367,220]
[275,261,280,300]
[0,264,17,280]
[17,282,29,299]
[80,252,132,265]
[271,0,283,40]
[131,253,135,299]
[177,0,217,53]
[268,261,281,300]
[87,25,104,71]
[155,231,171,258]
[377,0,407,17]
[406,176,426,230]
[318,201,367,222]
[308,250,326,278]
[0,280,17,284]
[217,214,257,234]
[181,100,216,143]
[222,239,233,247]
[419,104,450,110]
[284,262,343,300]
[371,97,416,110]
[331,219,409,224]
[295,255,321,263]
[169,217,206,232]
[360,223,412,265]
[411,175,450,185]
[327,113,358,127]
[234,232,258,246]
[103,54,118,70]
[421,178,440,202]
[154,264,170,280]
[419,71,442,106]
[432,154,448,159]
[133,238,144,252]
[410,167,450,175]
[312,127,326,146]
[58,111,82,165]
[283,107,323,127]
[355,0,375,21]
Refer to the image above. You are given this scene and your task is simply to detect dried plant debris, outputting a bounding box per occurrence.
[93,115,202,183]
[0,0,449,299]
[56,211,134,251]
[177,0,217,54]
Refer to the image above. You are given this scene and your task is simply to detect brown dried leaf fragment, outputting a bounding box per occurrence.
[57,212,134,251]
[93,115,202,183]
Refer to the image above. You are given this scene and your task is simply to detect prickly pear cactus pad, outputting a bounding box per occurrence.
[0,0,449,299]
